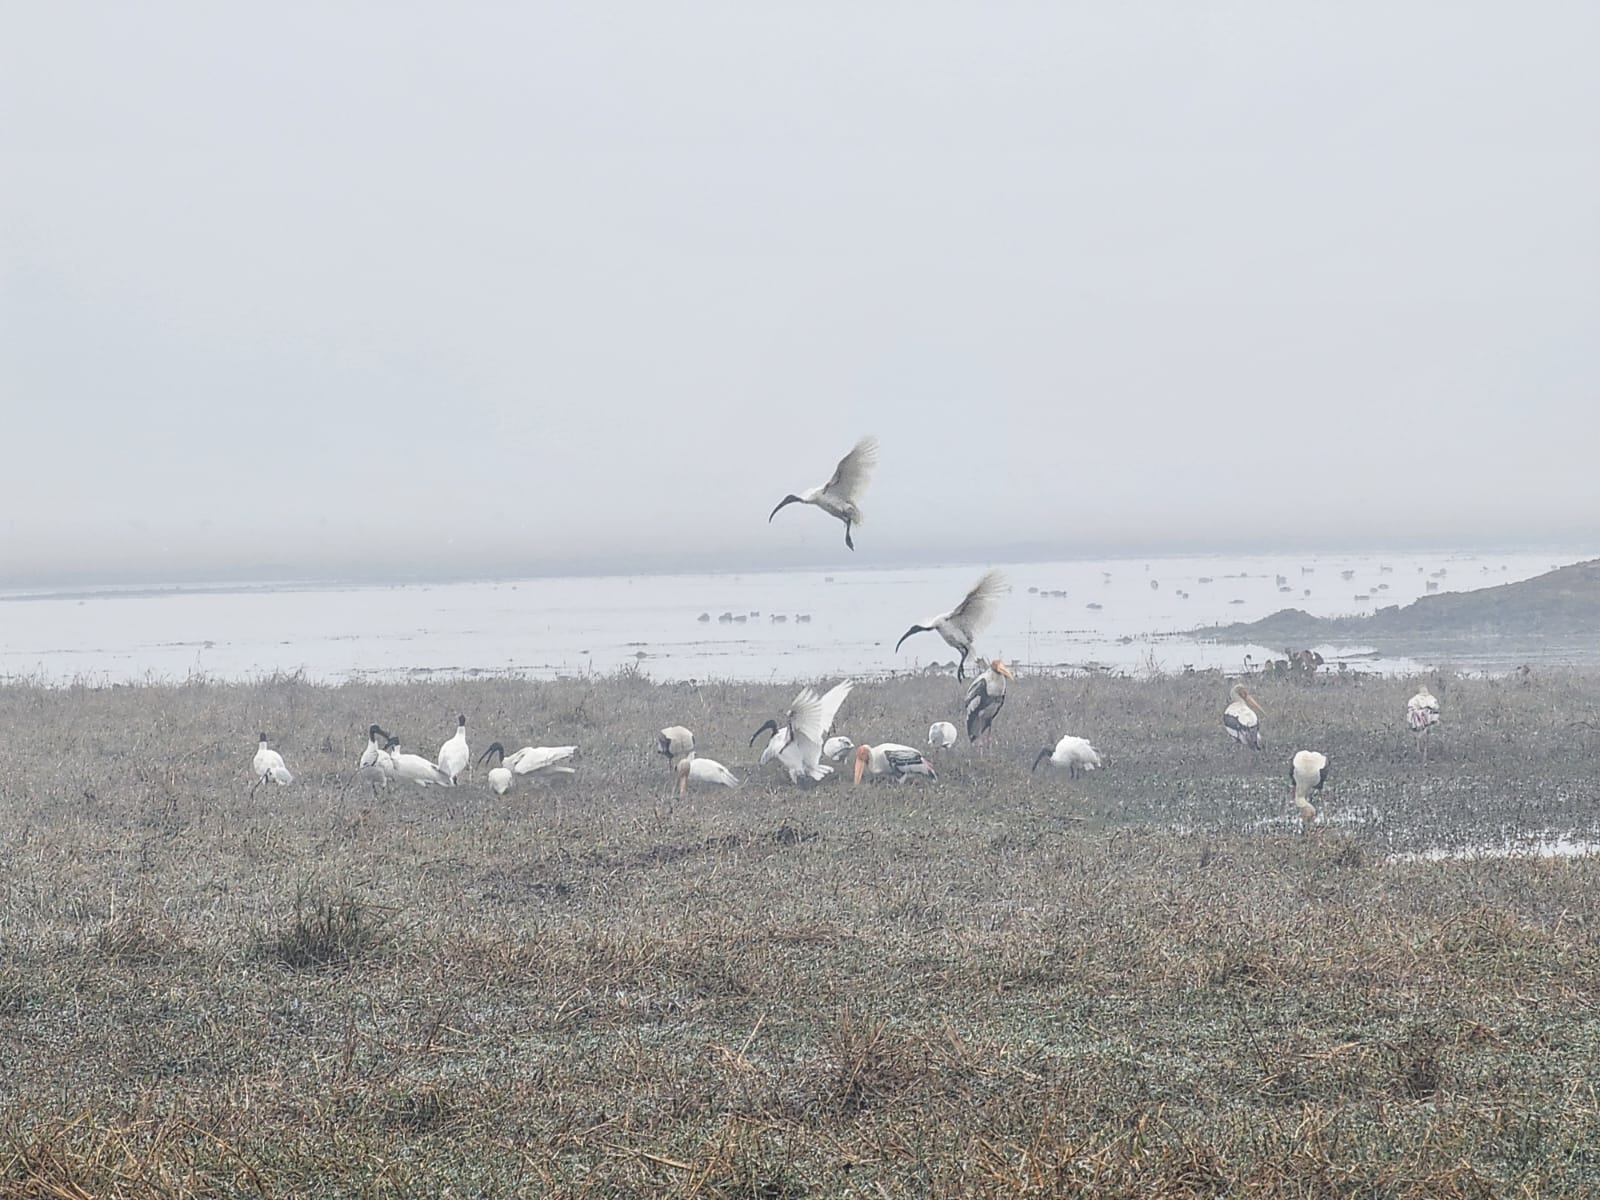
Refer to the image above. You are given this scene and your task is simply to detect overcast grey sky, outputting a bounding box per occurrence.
[3,3,1597,583]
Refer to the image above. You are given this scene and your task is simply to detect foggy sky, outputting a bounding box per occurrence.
[3,3,1597,585]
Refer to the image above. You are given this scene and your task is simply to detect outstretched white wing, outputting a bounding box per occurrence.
[506,745,580,776]
[822,437,878,507]
[947,569,1008,636]
[786,679,854,777]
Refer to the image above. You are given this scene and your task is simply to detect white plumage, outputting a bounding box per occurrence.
[479,740,580,783]
[768,436,879,551]
[349,726,398,795]
[852,742,938,784]
[1223,684,1266,750]
[391,743,454,787]
[657,726,695,765]
[437,715,469,785]
[1406,685,1441,761]
[927,722,957,750]
[964,659,1015,743]
[1290,749,1331,829]
[1032,735,1102,778]
[677,753,740,796]
[486,764,514,796]
[895,569,1009,680]
[752,680,855,784]
[251,734,292,794]
[822,736,855,763]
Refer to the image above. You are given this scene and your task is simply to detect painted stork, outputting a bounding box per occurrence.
[1290,750,1330,829]
[852,743,938,784]
[964,659,1016,743]
[768,435,879,551]
[1223,684,1266,750]
[1406,685,1441,761]
[751,680,854,784]
[1032,735,1102,778]
[677,753,740,796]
[251,734,293,796]
[895,568,1009,681]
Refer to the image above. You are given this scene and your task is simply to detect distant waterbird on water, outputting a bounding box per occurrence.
[251,734,292,796]
[895,569,1009,681]
[768,436,878,551]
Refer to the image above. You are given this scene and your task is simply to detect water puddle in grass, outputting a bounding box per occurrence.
[1386,835,1600,864]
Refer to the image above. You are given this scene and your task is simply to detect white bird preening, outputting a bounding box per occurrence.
[677,752,740,797]
[1290,750,1331,830]
[768,435,879,551]
[1032,735,1102,778]
[437,715,470,785]
[1223,684,1266,750]
[347,724,398,796]
[657,726,695,766]
[251,734,293,796]
[822,736,855,764]
[964,659,1016,743]
[478,740,580,788]
[895,569,1009,681]
[751,680,855,784]
[927,722,957,751]
[853,743,938,784]
[1406,684,1441,761]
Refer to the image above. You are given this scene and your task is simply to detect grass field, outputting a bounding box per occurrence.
[3,667,1600,1197]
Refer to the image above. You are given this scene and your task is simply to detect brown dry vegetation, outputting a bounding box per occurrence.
[3,667,1600,1197]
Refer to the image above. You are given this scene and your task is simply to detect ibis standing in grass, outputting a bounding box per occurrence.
[251,734,293,796]
[768,436,879,551]
[1223,684,1266,750]
[436,716,469,785]
[750,680,855,784]
[964,659,1015,744]
[895,569,1009,681]
[1290,750,1330,830]
[1406,684,1441,761]
[1032,734,1103,778]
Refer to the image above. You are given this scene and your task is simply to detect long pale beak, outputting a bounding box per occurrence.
[749,718,780,747]
[853,747,867,785]
[1244,692,1267,717]
[996,662,1016,681]
[677,767,687,799]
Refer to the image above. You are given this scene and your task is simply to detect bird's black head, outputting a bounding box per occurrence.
[258,733,267,743]
[1031,747,1052,772]
[384,735,400,750]
[894,625,927,653]
[477,742,506,766]
[457,715,467,727]
[749,718,780,747]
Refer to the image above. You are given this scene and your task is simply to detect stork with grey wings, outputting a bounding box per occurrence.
[750,679,854,784]
[894,569,1009,681]
[768,436,878,551]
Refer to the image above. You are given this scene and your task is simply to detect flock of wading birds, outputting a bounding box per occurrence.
[246,436,1447,829]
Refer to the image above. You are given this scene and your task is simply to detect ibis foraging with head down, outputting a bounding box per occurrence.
[1290,750,1330,829]
[1032,735,1102,778]
[251,734,293,796]
[676,753,740,797]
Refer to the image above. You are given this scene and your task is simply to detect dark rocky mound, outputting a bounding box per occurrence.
[1202,558,1600,646]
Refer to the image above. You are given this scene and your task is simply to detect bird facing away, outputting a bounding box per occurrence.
[853,743,938,784]
[822,736,855,764]
[964,659,1016,743]
[657,726,695,766]
[1290,750,1331,829]
[437,715,470,785]
[927,721,958,750]
[251,734,293,795]
[677,753,740,797]
[895,569,1009,681]
[1406,685,1441,761]
[1223,684,1266,750]
[1032,734,1103,778]
[391,742,454,787]
[768,435,879,551]
[479,741,580,782]
[751,680,855,784]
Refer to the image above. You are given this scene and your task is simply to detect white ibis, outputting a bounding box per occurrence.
[1223,684,1266,750]
[1032,735,1102,778]
[768,436,879,551]
[479,741,580,783]
[392,742,454,787]
[895,569,1009,681]
[1406,685,1441,761]
[657,726,695,765]
[251,734,293,796]
[751,680,854,784]
[822,736,855,763]
[677,753,740,796]
[927,722,957,750]
[1290,750,1330,829]
[348,727,398,796]
[479,747,515,796]
[437,715,470,784]
[852,743,938,784]
[964,659,1016,743]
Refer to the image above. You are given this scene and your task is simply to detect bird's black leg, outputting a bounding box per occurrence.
[844,522,854,551]
[957,647,968,681]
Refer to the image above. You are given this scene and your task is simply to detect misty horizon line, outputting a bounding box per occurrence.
[2,535,1594,596]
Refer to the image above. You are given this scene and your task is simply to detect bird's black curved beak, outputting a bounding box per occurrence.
[894,625,924,653]
[749,718,780,747]
[477,741,506,766]
[1031,747,1052,773]
[768,495,800,523]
